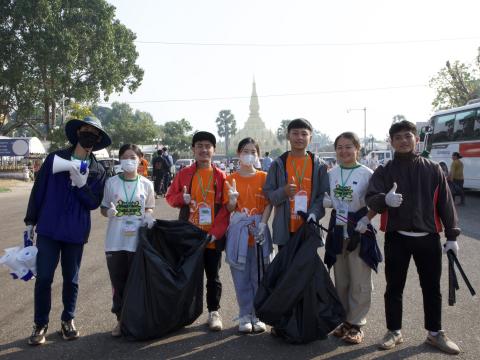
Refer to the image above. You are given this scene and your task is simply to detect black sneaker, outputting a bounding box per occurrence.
[28,324,48,345]
[59,320,80,340]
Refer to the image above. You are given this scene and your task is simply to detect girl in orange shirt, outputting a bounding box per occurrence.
[224,137,273,334]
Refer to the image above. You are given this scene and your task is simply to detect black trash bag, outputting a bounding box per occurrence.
[121,220,208,340]
[254,222,345,344]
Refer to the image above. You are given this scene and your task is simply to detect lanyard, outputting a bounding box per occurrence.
[122,175,139,204]
[291,154,308,188]
[197,172,213,203]
[340,166,359,187]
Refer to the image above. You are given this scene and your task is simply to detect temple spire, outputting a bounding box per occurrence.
[249,79,259,116]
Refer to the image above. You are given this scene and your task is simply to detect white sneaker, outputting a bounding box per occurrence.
[111,321,121,337]
[207,311,223,331]
[252,316,266,333]
[238,315,252,334]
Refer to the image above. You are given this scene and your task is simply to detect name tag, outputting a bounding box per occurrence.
[199,204,212,225]
[122,218,138,238]
[336,202,349,226]
[294,191,308,214]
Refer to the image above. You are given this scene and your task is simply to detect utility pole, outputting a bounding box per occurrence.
[347,107,367,153]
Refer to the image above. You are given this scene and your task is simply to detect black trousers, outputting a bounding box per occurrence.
[384,232,442,332]
[106,251,135,320]
[204,248,222,312]
[453,179,465,204]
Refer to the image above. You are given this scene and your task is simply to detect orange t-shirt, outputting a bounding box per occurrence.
[190,167,216,249]
[137,158,149,177]
[223,171,269,246]
[286,154,312,233]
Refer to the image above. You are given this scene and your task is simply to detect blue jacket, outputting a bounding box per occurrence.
[24,147,106,244]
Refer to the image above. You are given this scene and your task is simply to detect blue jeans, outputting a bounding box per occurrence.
[230,246,259,318]
[34,235,84,326]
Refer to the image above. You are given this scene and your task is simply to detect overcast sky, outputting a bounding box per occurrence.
[105,0,480,142]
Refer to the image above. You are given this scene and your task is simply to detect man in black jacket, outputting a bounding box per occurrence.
[366,120,460,354]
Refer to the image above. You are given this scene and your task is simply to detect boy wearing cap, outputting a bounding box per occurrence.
[166,131,229,331]
[263,118,329,250]
[24,116,110,345]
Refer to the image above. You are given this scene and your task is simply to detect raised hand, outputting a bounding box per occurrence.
[183,185,191,205]
[284,176,298,197]
[107,202,118,218]
[385,182,403,207]
[226,179,239,206]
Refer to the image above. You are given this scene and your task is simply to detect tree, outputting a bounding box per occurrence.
[276,120,291,151]
[160,119,193,156]
[215,110,237,157]
[392,114,407,124]
[429,60,480,109]
[0,0,143,136]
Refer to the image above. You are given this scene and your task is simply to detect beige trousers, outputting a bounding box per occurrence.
[333,239,373,326]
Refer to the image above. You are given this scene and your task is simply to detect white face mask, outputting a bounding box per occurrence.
[240,154,257,166]
[120,159,138,173]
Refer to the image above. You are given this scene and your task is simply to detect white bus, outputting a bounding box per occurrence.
[425,100,480,190]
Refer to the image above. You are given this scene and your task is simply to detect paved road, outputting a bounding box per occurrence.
[0,184,479,359]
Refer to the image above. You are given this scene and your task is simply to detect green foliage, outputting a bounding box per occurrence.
[215,110,237,156]
[429,60,480,109]
[47,126,70,152]
[68,103,93,121]
[160,119,193,155]
[392,114,407,124]
[0,0,143,136]
[276,120,291,151]
[93,102,160,149]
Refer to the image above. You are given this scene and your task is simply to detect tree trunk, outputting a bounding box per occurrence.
[44,101,50,134]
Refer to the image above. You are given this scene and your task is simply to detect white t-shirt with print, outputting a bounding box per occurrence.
[328,164,373,213]
[102,175,155,252]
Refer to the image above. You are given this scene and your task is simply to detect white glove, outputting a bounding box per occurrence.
[183,186,191,205]
[143,212,155,229]
[385,182,403,207]
[323,192,333,208]
[107,202,118,218]
[443,240,459,256]
[226,179,239,206]
[354,216,370,234]
[207,234,216,244]
[70,165,89,188]
[257,222,267,236]
[307,213,317,224]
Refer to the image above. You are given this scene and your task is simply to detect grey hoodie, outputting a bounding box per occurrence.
[263,151,329,245]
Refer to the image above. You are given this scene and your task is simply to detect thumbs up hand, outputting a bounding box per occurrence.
[182,186,191,205]
[323,192,333,208]
[284,176,298,197]
[107,202,118,218]
[226,179,239,206]
[385,182,403,207]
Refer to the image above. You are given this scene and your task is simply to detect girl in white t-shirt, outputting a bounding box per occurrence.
[323,132,376,345]
[100,144,155,337]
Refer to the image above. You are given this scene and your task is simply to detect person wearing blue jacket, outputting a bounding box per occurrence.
[24,116,111,346]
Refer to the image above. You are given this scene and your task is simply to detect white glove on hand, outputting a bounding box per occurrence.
[323,192,333,208]
[226,179,239,206]
[107,202,118,218]
[70,165,89,188]
[143,212,155,229]
[443,240,459,256]
[354,216,370,234]
[307,213,317,224]
[183,186,191,205]
[257,222,267,236]
[385,182,403,207]
[207,234,216,244]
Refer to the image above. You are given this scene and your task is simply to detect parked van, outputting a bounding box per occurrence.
[175,158,194,171]
[368,150,393,164]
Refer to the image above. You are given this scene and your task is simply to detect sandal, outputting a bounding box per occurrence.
[332,322,351,338]
[343,327,364,344]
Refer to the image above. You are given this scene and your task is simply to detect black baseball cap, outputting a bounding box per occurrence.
[192,131,216,147]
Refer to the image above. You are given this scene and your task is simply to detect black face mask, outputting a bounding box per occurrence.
[78,131,99,149]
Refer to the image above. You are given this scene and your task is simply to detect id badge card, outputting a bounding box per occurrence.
[294,190,308,214]
[336,202,349,226]
[122,217,138,238]
[198,203,212,225]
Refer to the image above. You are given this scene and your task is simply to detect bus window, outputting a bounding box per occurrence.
[475,111,480,137]
[454,110,476,140]
[432,113,455,142]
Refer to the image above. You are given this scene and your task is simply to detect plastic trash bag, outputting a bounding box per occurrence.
[121,220,208,340]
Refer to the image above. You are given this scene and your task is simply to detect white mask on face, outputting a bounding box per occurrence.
[120,159,138,173]
[240,154,257,166]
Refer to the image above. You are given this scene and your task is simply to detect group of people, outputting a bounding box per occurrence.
[23,116,461,355]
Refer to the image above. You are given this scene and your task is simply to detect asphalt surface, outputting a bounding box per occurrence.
[0,183,479,360]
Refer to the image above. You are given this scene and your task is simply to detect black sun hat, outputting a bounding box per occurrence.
[65,116,112,151]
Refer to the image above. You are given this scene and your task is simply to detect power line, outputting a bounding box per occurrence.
[134,36,480,47]
[99,84,428,105]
